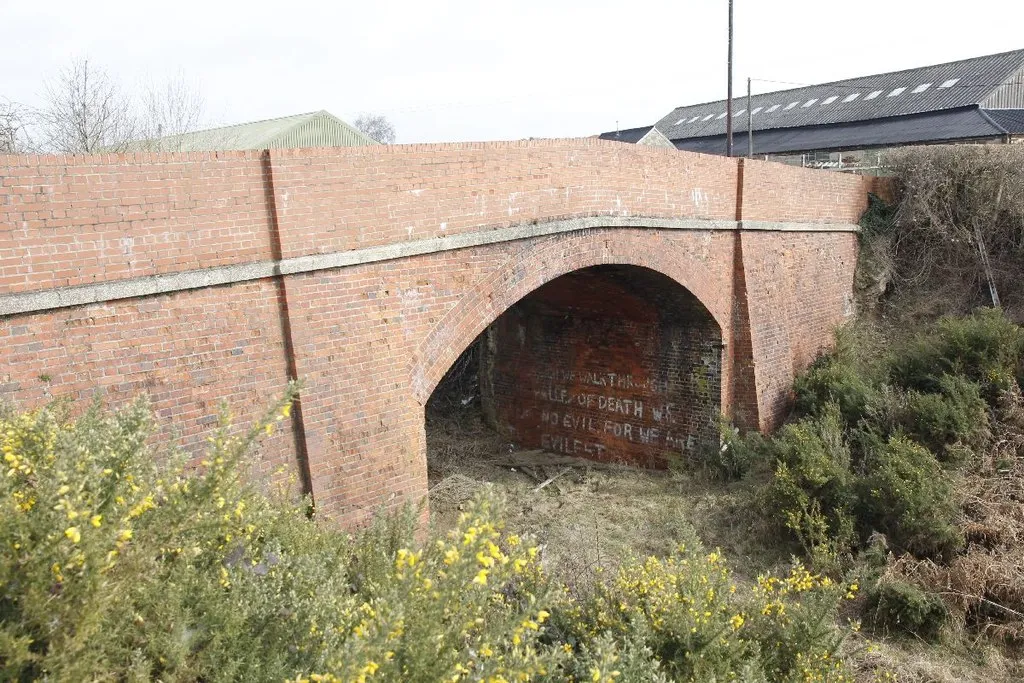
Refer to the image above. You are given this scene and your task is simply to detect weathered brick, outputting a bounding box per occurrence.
[0,141,876,526]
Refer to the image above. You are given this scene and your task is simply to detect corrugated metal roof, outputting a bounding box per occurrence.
[655,49,1024,141]
[598,126,655,143]
[135,110,378,151]
[984,108,1024,133]
[673,107,1008,156]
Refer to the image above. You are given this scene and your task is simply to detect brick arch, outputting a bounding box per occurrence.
[410,227,733,405]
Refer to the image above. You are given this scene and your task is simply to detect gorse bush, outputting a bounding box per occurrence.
[758,310,1022,564]
[880,374,988,465]
[760,405,857,568]
[889,308,1024,400]
[864,579,949,641]
[565,551,859,683]
[854,434,962,560]
[1,392,864,681]
[793,329,881,427]
[747,308,1024,645]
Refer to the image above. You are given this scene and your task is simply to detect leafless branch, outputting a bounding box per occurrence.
[0,99,31,153]
[876,145,1024,317]
[136,71,206,150]
[31,58,207,154]
[354,113,396,144]
[35,58,138,153]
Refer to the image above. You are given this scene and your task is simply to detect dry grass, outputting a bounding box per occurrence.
[426,403,1024,681]
[877,387,1024,661]
[846,634,1020,683]
[425,407,790,594]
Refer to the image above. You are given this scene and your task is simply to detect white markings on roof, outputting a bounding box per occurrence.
[751,107,763,115]
[865,90,883,100]
[912,83,932,93]
[716,112,727,119]
[784,101,799,110]
[822,96,839,105]
[766,104,781,113]
[688,116,700,123]
[939,78,960,88]
[675,118,686,125]
[887,87,907,97]
[843,93,860,102]
[732,109,746,117]
[801,98,819,108]
[702,114,715,121]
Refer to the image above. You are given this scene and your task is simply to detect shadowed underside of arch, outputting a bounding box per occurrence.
[412,227,749,471]
[476,264,724,467]
[410,228,736,408]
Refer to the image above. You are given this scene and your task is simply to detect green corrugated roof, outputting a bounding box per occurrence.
[134,110,379,151]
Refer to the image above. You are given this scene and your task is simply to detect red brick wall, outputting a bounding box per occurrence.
[0,280,301,484]
[479,266,722,467]
[0,152,272,293]
[740,159,876,224]
[739,231,859,428]
[0,141,873,524]
[265,141,739,259]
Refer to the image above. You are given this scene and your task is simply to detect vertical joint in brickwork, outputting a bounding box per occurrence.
[261,150,315,499]
[730,158,760,431]
[735,157,745,222]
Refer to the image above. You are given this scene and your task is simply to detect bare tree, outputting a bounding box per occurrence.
[137,72,205,150]
[354,113,396,144]
[876,145,1024,316]
[30,58,207,154]
[35,58,139,153]
[0,99,30,153]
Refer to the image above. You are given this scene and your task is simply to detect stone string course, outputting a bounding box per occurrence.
[1,140,880,524]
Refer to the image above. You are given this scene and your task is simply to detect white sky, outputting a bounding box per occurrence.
[3,0,1023,143]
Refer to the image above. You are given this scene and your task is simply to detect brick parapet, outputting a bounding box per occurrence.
[0,141,874,523]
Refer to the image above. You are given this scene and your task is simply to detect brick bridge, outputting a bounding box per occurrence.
[0,140,877,524]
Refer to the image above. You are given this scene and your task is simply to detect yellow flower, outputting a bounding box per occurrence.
[64,526,81,544]
[473,568,489,585]
[90,514,102,528]
[730,614,745,630]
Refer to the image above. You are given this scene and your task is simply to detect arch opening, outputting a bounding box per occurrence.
[425,264,723,482]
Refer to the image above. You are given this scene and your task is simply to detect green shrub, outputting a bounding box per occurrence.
[0,392,565,682]
[864,578,949,641]
[889,308,1024,400]
[569,547,857,683]
[855,435,963,560]
[761,405,858,567]
[0,394,868,682]
[863,375,988,467]
[706,418,765,480]
[898,375,988,463]
[794,353,876,427]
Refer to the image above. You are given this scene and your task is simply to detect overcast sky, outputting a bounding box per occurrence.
[3,0,1023,143]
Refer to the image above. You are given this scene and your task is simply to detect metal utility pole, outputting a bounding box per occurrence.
[747,77,753,158]
[726,0,734,157]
